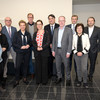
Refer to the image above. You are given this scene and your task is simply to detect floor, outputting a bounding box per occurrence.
[0,54,100,100]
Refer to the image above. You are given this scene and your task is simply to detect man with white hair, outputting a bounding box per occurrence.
[2,17,17,88]
[52,16,73,86]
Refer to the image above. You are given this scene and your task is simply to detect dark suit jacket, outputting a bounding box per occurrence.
[84,26,100,53]
[33,30,50,57]
[12,30,32,53]
[2,26,17,51]
[44,23,59,43]
[66,24,71,28]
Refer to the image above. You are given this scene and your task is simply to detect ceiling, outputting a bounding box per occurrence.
[73,0,100,5]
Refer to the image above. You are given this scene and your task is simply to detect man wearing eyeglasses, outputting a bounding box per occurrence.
[2,17,17,89]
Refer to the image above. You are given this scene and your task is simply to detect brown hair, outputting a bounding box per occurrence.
[0,23,2,27]
[27,13,34,18]
[19,20,26,26]
[75,23,84,34]
[36,20,43,25]
[87,17,95,22]
[71,15,78,20]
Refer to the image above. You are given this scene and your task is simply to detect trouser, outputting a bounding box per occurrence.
[69,52,77,74]
[3,47,16,78]
[74,54,88,83]
[88,51,98,77]
[0,52,7,85]
[55,49,70,80]
[35,54,48,84]
[29,47,34,74]
[15,52,30,81]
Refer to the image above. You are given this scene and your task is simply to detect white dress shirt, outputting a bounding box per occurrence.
[88,26,94,38]
[71,24,76,34]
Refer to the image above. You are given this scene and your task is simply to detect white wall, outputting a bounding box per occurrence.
[0,0,72,29]
[73,4,100,27]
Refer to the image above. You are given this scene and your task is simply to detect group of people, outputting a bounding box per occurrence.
[0,13,100,92]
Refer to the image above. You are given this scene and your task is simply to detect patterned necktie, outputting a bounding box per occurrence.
[8,27,11,37]
[72,24,75,34]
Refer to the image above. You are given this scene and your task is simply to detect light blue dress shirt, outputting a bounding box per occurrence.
[57,26,65,47]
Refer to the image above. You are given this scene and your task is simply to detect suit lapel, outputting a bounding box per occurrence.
[4,26,11,39]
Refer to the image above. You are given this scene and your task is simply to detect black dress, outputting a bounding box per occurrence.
[0,33,8,83]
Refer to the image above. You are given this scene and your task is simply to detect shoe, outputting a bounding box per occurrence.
[83,83,89,89]
[88,76,93,82]
[66,80,71,86]
[0,87,6,92]
[76,81,81,87]
[13,81,19,88]
[55,78,62,84]
[23,79,29,85]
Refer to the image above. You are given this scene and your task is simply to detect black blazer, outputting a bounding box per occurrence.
[84,26,100,53]
[44,23,59,43]
[66,24,71,28]
[33,30,50,57]
[0,33,9,57]
[12,30,32,53]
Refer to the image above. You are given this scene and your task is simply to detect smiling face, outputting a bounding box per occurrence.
[48,16,55,25]
[19,23,26,31]
[58,16,65,27]
[27,14,34,24]
[76,26,83,34]
[87,18,95,27]
[36,21,43,30]
[5,17,12,27]
[71,16,78,24]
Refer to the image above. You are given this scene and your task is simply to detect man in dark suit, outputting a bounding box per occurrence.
[44,14,59,78]
[2,17,17,88]
[66,15,78,81]
[84,17,100,82]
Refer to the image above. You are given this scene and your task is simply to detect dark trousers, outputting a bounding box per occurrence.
[48,51,54,77]
[35,53,48,84]
[88,51,98,77]
[0,53,7,85]
[15,52,30,81]
[69,52,77,74]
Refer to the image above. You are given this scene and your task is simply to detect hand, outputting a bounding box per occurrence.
[25,45,30,49]
[52,51,55,57]
[66,53,70,58]
[21,46,26,49]
[37,47,43,51]
[50,44,52,48]
[2,48,6,52]
[77,52,83,56]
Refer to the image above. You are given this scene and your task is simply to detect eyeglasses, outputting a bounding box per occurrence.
[37,24,42,25]
[28,17,33,18]
[5,20,11,22]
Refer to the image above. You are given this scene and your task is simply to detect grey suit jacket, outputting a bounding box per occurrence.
[52,26,73,56]
[2,26,17,51]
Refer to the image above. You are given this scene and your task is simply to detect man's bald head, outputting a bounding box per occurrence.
[5,17,12,27]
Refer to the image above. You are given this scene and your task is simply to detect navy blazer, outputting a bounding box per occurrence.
[44,23,59,43]
[2,26,17,51]
[12,30,32,53]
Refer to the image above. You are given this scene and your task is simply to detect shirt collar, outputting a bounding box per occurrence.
[28,22,34,26]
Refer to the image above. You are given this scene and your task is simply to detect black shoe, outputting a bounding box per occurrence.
[23,80,29,85]
[76,81,81,87]
[88,76,93,82]
[66,80,71,86]
[83,83,88,89]
[55,78,62,84]
[13,82,19,88]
